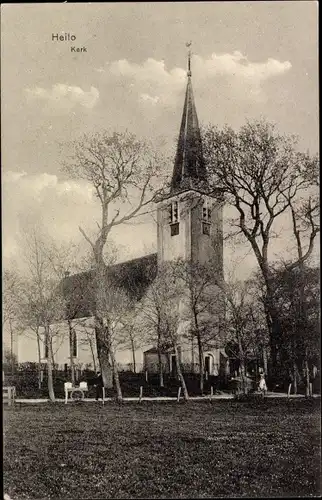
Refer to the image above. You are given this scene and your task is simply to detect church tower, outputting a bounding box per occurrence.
[157,47,223,277]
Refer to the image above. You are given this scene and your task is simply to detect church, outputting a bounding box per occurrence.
[18,52,229,378]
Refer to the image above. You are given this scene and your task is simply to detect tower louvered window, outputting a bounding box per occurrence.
[202,199,211,235]
[168,201,180,236]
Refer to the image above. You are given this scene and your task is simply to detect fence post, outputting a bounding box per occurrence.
[145,370,148,383]
[139,386,143,403]
[287,383,292,399]
[177,387,181,403]
[8,387,12,407]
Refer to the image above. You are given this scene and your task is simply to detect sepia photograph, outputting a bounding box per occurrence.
[2,2,320,499]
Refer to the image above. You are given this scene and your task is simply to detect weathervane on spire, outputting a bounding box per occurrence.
[186,41,192,77]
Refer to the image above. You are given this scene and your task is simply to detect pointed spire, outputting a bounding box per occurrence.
[187,41,192,77]
[170,44,207,194]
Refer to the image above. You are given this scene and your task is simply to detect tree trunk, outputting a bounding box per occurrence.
[304,350,310,398]
[262,345,268,375]
[68,320,75,385]
[9,318,15,376]
[157,347,164,388]
[262,274,281,375]
[109,347,123,402]
[292,335,298,395]
[103,322,122,402]
[129,332,136,373]
[293,360,298,395]
[194,312,204,393]
[173,343,189,401]
[298,264,310,398]
[50,339,56,374]
[45,324,55,402]
[157,327,164,388]
[36,330,42,390]
[197,333,204,393]
[237,333,247,394]
[239,358,247,394]
[88,337,97,372]
[191,335,195,373]
[94,255,114,388]
[95,318,113,388]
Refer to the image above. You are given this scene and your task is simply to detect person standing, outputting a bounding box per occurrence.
[95,371,103,401]
[309,365,318,396]
[258,373,267,396]
[213,364,219,393]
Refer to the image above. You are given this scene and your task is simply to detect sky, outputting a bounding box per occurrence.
[1,2,319,277]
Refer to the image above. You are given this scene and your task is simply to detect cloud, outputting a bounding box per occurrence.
[2,171,97,265]
[140,93,160,105]
[193,51,291,99]
[25,84,99,111]
[109,58,186,86]
[100,58,186,106]
[2,171,156,270]
[3,171,95,208]
[193,51,291,81]
[98,51,291,105]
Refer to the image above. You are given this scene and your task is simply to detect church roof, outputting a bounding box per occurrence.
[143,347,160,354]
[61,253,158,320]
[171,52,207,194]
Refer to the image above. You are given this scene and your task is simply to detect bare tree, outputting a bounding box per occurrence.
[3,270,23,375]
[223,279,268,394]
[123,323,138,374]
[141,264,190,400]
[16,285,44,388]
[16,230,76,401]
[168,259,223,393]
[22,237,59,401]
[116,307,145,374]
[77,319,98,372]
[139,281,168,388]
[203,119,319,371]
[103,286,136,400]
[62,130,165,398]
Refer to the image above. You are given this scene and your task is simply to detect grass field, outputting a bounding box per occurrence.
[4,399,321,499]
